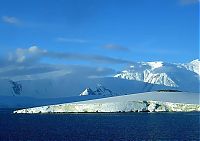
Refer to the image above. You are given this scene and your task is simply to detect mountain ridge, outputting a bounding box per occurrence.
[114,59,199,88]
[0,59,199,99]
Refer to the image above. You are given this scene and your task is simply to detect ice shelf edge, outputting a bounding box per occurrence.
[13,100,200,114]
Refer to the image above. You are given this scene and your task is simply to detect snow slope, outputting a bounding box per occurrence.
[77,91,199,104]
[180,59,200,75]
[0,76,176,108]
[0,95,107,108]
[14,91,200,113]
[0,76,173,98]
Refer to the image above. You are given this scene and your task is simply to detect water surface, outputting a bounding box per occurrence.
[0,109,199,141]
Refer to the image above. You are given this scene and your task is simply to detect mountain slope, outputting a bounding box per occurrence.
[114,59,199,92]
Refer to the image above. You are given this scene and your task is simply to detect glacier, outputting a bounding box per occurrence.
[14,91,200,113]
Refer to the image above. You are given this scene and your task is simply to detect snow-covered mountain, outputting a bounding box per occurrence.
[80,88,95,96]
[114,59,199,91]
[9,59,199,111]
[0,59,199,109]
[80,85,118,96]
[0,75,174,99]
[180,59,200,75]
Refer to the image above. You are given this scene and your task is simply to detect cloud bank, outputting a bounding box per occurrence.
[8,46,133,65]
[0,46,133,80]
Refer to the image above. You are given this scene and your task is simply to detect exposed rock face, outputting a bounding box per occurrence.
[115,70,177,87]
[13,100,200,114]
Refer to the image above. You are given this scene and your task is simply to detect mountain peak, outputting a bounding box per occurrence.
[182,59,200,75]
[190,59,200,65]
[94,85,113,96]
[80,88,95,96]
[146,61,163,70]
[80,85,118,96]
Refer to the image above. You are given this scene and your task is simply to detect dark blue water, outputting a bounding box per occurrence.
[0,109,199,141]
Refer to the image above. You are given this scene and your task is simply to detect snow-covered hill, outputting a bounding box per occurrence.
[114,59,199,91]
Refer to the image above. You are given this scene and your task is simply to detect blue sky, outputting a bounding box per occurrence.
[0,0,199,69]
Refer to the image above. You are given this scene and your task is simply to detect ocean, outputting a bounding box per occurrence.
[0,109,199,141]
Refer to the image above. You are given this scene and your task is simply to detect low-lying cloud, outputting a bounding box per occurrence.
[0,46,133,80]
[8,46,134,65]
[0,63,115,80]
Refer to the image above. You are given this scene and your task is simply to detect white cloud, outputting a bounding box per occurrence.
[28,46,47,54]
[2,16,20,25]
[9,46,47,63]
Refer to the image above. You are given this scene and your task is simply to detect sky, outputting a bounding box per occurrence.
[0,0,199,78]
